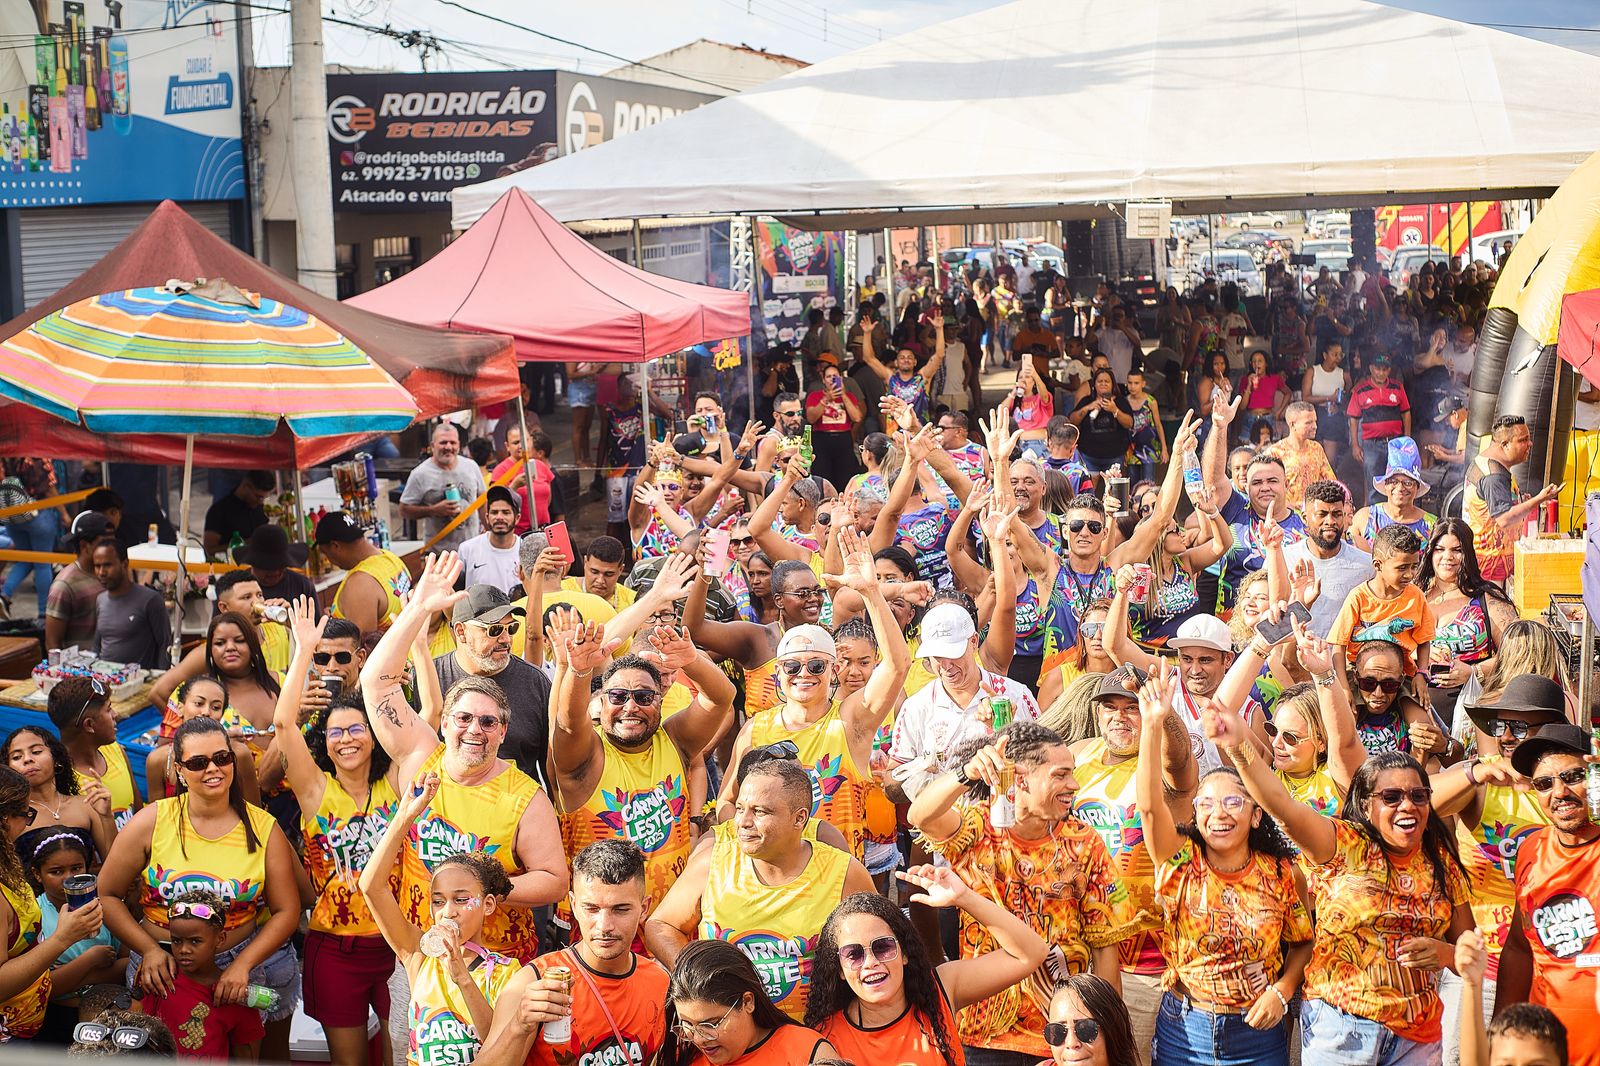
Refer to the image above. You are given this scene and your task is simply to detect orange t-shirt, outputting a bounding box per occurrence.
[1327,582,1435,671]
[692,1023,829,1064]
[817,986,965,1066]
[1303,821,1467,1043]
[524,950,668,1066]
[1512,826,1600,1066]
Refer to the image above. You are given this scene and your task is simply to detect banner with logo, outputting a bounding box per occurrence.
[756,221,846,348]
[326,71,714,213]
[0,0,242,207]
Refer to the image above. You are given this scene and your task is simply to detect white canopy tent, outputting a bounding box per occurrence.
[452,0,1600,231]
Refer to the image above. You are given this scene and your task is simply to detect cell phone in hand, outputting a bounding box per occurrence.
[518,532,549,575]
[1286,601,1312,628]
[544,521,575,567]
[1254,613,1297,646]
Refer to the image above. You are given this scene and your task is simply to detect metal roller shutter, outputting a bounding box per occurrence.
[18,202,234,307]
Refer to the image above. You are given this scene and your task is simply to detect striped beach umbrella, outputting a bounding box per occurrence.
[0,278,418,437]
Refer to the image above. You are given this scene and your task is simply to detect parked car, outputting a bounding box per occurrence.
[1186,249,1264,298]
[1300,239,1352,259]
[1228,211,1288,229]
[1468,229,1523,266]
[1387,245,1451,288]
[1307,210,1350,238]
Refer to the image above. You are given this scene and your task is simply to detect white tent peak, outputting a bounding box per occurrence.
[451,0,1600,230]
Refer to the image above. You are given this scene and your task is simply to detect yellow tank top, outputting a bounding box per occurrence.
[1457,779,1549,967]
[406,949,519,1066]
[333,549,412,628]
[260,621,291,676]
[560,731,691,912]
[747,703,871,859]
[75,743,138,830]
[1277,766,1343,816]
[699,828,850,1020]
[304,773,401,937]
[140,796,277,933]
[1070,739,1163,974]
[401,746,541,963]
[744,658,781,719]
[0,878,49,1039]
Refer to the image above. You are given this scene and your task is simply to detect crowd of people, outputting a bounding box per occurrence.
[0,238,1595,1066]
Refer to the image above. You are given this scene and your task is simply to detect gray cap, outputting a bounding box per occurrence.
[451,584,526,625]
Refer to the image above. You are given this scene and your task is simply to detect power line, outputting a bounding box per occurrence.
[429,0,743,94]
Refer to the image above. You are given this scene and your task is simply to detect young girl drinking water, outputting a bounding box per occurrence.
[359,772,519,1066]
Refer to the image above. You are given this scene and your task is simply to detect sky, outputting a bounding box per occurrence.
[249,0,1600,74]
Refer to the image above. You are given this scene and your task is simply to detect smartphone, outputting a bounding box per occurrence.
[518,531,550,574]
[703,527,733,578]
[1254,613,1297,646]
[544,521,575,567]
[1286,601,1312,628]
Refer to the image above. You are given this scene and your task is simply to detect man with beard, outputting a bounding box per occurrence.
[1284,480,1374,638]
[685,554,822,720]
[546,593,735,917]
[475,841,670,1066]
[756,391,807,471]
[644,758,874,1019]
[1203,394,1306,611]
[714,535,910,859]
[363,551,568,963]
[1068,666,1198,1066]
[432,577,554,790]
[457,485,521,592]
[399,422,483,552]
[1497,715,1600,1066]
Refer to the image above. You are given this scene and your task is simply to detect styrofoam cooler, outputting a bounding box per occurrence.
[288,1007,384,1065]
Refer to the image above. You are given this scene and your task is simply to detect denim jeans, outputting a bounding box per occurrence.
[1359,438,1392,506]
[1301,998,1442,1066]
[1154,991,1289,1066]
[1,507,60,614]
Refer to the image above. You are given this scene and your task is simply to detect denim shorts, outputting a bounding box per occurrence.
[1301,998,1441,1066]
[1155,990,1289,1066]
[567,376,597,407]
[128,934,301,1023]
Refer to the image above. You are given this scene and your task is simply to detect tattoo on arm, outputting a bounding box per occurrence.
[376,696,404,727]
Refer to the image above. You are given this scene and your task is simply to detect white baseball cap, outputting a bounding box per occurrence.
[918,603,977,659]
[1168,614,1235,654]
[775,624,837,660]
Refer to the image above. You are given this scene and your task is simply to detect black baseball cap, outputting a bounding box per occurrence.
[314,511,365,545]
[1510,722,1592,778]
[485,485,521,514]
[451,584,526,625]
[65,511,112,547]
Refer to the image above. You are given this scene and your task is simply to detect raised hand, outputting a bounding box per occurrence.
[543,606,583,669]
[735,419,765,455]
[534,547,567,575]
[1170,411,1200,456]
[1290,558,1320,607]
[633,481,665,510]
[1455,928,1487,985]
[905,423,938,463]
[1137,663,1178,730]
[1292,618,1335,676]
[289,595,327,654]
[645,625,698,672]
[824,525,878,593]
[652,552,699,604]
[1259,517,1285,553]
[1201,697,1248,749]
[895,864,973,909]
[81,780,112,818]
[961,734,1011,792]
[563,618,620,675]
[413,553,467,616]
[1214,391,1244,427]
[399,771,441,824]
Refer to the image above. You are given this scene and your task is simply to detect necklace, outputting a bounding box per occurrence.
[1208,848,1253,874]
[34,790,64,822]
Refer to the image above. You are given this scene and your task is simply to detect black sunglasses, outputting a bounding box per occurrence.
[1067,519,1104,535]
[313,650,354,666]
[1531,767,1587,793]
[603,688,661,708]
[1486,719,1536,741]
[1373,786,1431,808]
[1355,676,1403,694]
[1044,1019,1102,1047]
[177,749,237,773]
[780,659,832,678]
[74,677,108,727]
[755,740,800,762]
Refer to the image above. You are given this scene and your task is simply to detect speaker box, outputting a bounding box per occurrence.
[1065,220,1094,276]
[1351,209,1377,268]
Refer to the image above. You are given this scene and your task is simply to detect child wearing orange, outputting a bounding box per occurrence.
[1328,523,1434,676]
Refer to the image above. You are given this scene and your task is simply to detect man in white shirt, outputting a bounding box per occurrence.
[1014,253,1036,300]
[887,602,1039,800]
[456,485,521,593]
[1282,479,1374,638]
[399,421,485,550]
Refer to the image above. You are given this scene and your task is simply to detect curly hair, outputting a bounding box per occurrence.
[0,766,31,890]
[305,699,391,784]
[1177,767,1298,861]
[804,893,954,1062]
[3,725,78,797]
[434,852,513,900]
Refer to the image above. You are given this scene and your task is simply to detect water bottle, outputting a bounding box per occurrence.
[1587,727,1600,825]
[419,917,459,958]
[243,985,280,1012]
[443,485,461,504]
[1182,446,1205,506]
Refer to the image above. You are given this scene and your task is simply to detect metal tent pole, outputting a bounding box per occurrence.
[748,217,762,428]
[633,219,654,437]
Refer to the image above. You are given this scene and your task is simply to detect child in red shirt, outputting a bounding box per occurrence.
[139,890,265,1061]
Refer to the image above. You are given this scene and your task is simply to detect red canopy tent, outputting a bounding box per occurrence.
[0,201,520,468]
[346,188,751,362]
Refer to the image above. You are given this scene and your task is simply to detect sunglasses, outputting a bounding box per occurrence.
[170,899,223,923]
[326,723,369,743]
[177,749,237,773]
[1486,719,1536,741]
[466,620,521,639]
[313,650,354,666]
[1264,722,1306,746]
[780,658,832,678]
[3,806,36,825]
[1372,786,1432,808]
[659,483,682,492]
[782,587,825,600]
[448,710,506,731]
[73,1023,151,1050]
[731,536,756,547]
[838,935,899,968]
[1080,622,1105,640]
[1044,1019,1102,1047]
[672,1001,740,1042]
[1355,676,1404,694]
[755,740,800,762]
[604,687,661,708]
[1531,767,1587,793]
[74,678,108,727]
[1193,794,1250,815]
[1067,519,1104,535]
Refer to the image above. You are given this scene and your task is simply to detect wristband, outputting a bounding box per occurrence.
[1464,759,1479,787]
[1313,672,1337,688]
[1249,641,1271,659]
[1269,986,1290,1012]
[954,766,974,788]
[1228,743,1257,769]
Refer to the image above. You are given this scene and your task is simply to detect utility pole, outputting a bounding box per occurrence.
[291,0,337,297]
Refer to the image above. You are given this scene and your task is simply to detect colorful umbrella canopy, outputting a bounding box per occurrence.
[0,279,419,438]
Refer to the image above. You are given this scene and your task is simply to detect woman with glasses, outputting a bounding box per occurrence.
[1416,520,1524,724]
[805,866,1046,1066]
[0,765,108,1041]
[1038,602,1116,713]
[270,597,402,1066]
[1042,974,1139,1066]
[1134,667,1311,1066]
[1349,640,1446,763]
[3,726,113,869]
[1202,705,1473,1066]
[661,939,836,1065]
[98,716,300,1058]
